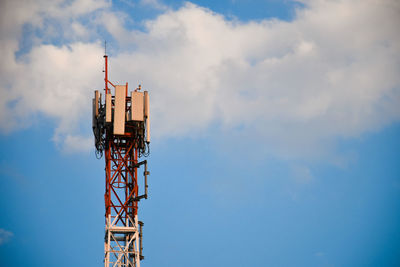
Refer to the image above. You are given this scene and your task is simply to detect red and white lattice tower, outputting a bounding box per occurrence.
[92,51,150,267]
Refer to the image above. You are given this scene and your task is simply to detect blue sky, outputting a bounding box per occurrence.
[1,0,400,266]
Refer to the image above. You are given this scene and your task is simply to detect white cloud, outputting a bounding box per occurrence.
[0,0,106,150]
[0,0,399,157]
[0,228,13,245]
[110,1,400,158]
[139,0,168,10]
[62,134,93,153]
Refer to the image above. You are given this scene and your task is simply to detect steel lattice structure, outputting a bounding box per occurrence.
[93,51,150,267]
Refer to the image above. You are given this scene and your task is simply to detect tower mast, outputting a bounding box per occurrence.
[93,50,151,266]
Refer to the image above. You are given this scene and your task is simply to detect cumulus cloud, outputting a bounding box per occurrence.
[0,0,107,152]
[111,0,400,158]
[0,0,399,156]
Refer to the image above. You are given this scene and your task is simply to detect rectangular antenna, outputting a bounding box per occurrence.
[114,85,126,135]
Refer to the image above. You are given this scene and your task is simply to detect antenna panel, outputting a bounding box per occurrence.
[92,98,96,129]
[105,93,112,123]
[131,91,144,121]
[114,85,126,135]
[94,90,99,117]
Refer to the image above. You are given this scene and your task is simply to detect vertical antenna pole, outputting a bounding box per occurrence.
[104,41,109,94]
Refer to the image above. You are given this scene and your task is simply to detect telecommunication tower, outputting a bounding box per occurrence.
[92,50,151,267]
